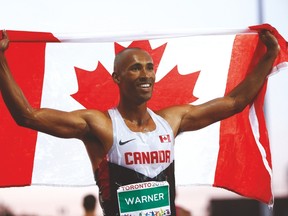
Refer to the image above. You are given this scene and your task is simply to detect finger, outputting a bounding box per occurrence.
[259,31,276,43]
[2,29,8,40]
[259,29,270,38]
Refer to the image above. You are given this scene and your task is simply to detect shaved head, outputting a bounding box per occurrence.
[113,48,151,74]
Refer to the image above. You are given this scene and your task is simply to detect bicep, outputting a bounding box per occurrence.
[179,96,238,132]
[24,108,90,139]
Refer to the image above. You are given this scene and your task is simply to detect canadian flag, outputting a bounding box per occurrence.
[159,135,171,143]
[0,24,287,204]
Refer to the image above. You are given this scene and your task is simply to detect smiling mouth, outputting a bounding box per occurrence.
[139,83,152,88]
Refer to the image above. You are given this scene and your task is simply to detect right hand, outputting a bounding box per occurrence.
[0,30,9,52]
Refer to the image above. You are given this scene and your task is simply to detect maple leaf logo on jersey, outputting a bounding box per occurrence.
[159,135,171,143]
[71,40,200,110]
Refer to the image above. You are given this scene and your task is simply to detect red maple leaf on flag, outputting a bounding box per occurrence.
[71,40,200,110]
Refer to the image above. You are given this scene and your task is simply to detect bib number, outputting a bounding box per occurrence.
[117,181,171,216]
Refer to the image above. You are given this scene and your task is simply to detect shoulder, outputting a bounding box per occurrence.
[74,108,110,120]
[154,105,195,135]
[73,109,112,131]
[155,104,194,120]
[81,109,114,148]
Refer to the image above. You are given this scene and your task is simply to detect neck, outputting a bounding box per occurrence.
[118,97,148,116]
[117,100,154,133]
[118,103,149,124]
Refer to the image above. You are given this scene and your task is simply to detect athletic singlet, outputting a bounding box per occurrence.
[95,108,176,215]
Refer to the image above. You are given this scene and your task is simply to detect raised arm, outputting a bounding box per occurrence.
[159,30,280,135]
[0,30,110,142]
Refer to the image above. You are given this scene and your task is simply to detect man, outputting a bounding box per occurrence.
[0,30,279,215]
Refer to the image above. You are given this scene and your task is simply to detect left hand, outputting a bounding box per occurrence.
[259,30,280,56]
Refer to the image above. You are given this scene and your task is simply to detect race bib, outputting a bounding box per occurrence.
[117,181,171,216]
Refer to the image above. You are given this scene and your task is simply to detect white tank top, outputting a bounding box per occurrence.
[107,108,175,178]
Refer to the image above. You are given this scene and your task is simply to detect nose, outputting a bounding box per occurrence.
[138,69,154,83]
[139,65,154,78]
[139,70,150,82]
[140,68,148,77]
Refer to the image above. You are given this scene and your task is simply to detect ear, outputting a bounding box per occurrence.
[112,72,120,84]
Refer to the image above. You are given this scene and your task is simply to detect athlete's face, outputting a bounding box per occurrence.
[113,49,155,104]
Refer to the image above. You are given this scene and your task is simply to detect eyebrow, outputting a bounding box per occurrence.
[147,62,154,67]
[129,62,154,68]
[129,63,142,69]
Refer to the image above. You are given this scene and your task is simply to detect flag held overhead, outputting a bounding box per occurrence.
[0,24,287,205]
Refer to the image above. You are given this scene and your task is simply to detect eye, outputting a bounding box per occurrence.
[146,63,154,71]
[130,64,142,72]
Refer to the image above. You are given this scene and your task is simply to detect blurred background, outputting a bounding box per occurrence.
[0,0,287,215]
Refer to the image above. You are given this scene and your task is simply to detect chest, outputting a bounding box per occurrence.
[108,124,174,177]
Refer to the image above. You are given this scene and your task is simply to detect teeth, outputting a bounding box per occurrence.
[140,84,150,88]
